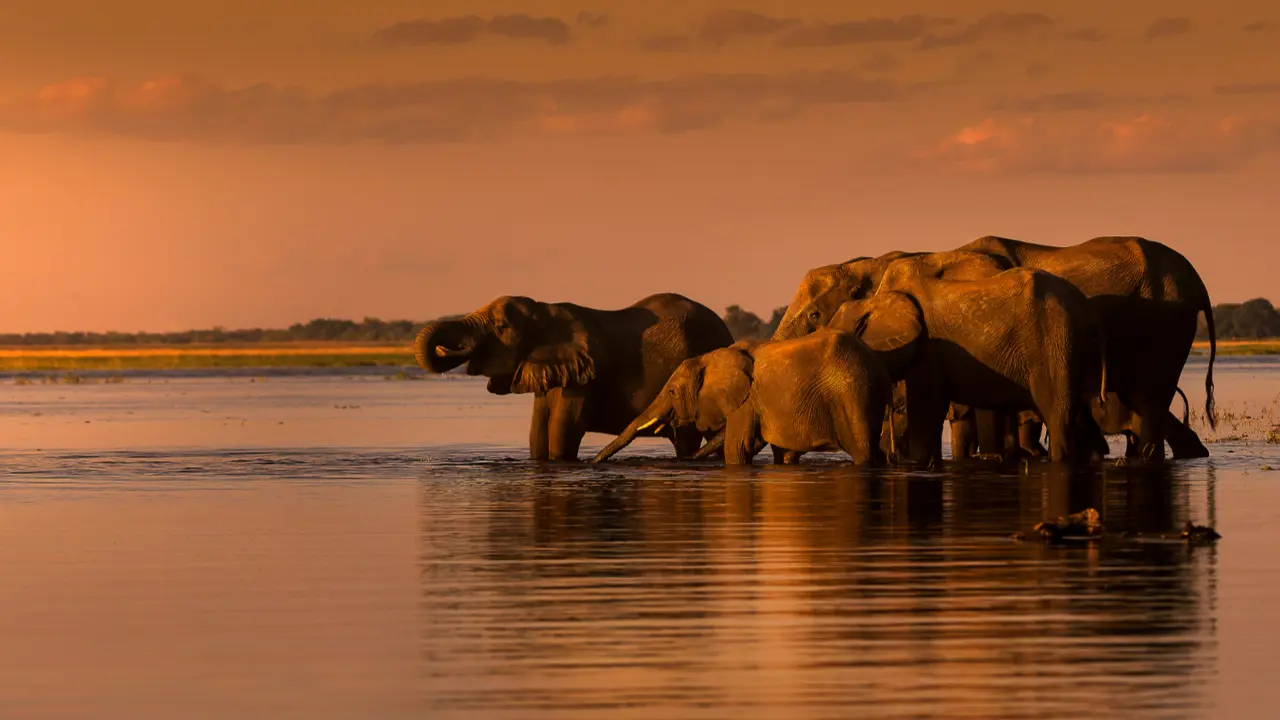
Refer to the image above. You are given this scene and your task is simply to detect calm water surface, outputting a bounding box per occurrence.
[1,357,1278,719]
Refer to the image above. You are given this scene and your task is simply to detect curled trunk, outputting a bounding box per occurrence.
[414,318,480,374]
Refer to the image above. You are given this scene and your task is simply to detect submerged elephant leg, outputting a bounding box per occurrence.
[948,404,977,460]
[547,387,589,461]
[529,394,551,461]
[673,426,704,459]
[904,367,947,466]
[1133,393,1173,461]
[973,408,1006,458]
[1164,411,1210,459]
[1018,416,1047,458]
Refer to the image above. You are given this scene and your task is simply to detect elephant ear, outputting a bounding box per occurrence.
[509,311,597,394]
[695,349,753,433]
[848,291,924,379]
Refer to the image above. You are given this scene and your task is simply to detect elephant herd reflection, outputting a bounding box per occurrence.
[419,463,1218,716]
[415,235,1217,467]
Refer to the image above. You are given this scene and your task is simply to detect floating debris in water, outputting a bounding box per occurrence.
[1181,522,1222,544]
[1029,508,1104,544]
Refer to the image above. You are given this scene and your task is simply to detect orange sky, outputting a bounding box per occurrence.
[2,1,1278,332]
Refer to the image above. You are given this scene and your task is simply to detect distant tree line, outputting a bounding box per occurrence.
[723,305,789,341]
[4,297,1264,346]
[1197,298,1280,340]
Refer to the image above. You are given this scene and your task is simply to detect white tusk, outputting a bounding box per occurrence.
[434,346,449,357]
[651,423,666,435]
[636,417,659,431]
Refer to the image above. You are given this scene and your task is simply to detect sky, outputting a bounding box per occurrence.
[1,1,1278,332]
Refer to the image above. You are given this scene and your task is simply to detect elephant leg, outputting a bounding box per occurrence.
[547,387,589,462]
[904,366,947,466]
[723,406,762,465]
[1134,392,1173,461]
[529,393,551,461]
[671,426,704,458]
[772,446,803,464]
[1164,410,1210,459]
[973,408,1006,458]
[948,403,977,460]
[1018,415,1047,458]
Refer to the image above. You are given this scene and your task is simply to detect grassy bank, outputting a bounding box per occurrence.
[1193,340,1280,356]
[0,343,417,371]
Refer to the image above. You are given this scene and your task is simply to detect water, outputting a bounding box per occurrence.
[1,357,1278,719]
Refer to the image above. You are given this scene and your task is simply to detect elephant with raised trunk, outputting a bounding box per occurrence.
[593,332,893,466]
[831,263,1108,465]
[414,293,734,461]
[773,236,1217,460]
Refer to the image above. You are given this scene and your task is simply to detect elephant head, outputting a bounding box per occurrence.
[414,296,596,396]
[770,255,914,340]
[593,348,753,462]
[828,293,924,380]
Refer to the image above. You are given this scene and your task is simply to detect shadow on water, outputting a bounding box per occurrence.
[417,459,1218,719]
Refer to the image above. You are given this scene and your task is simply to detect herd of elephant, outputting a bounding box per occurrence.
[415,235,1218,467]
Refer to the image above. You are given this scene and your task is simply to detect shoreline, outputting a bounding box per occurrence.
[0,338,1273,372]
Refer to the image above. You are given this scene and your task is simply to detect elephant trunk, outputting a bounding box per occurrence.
[414,317,482,374]
[592,396,674,463]
[770,312,807,341]
[692,429,726,460]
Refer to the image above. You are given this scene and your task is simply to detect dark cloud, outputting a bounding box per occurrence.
[863,52,902,73]
[1066,28,1106,42]
[0,71,909,145]
[575,11,609,29]
[1243,21,1275,32]
[920,115,1280,174]
[695,9,801,45]
[1143,18,1193,40]
[989,90,1185,112]
[919,11,1055,50]
[370,14,572,47]
[1216,82,1280,95]
[777,15,955,47]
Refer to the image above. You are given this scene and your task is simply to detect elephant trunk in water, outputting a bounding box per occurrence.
[414,316,484,374]
[593,395,674,462]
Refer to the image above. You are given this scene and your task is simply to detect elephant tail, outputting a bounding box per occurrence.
[1203,298,1218,430]
[1175,386,1191,426]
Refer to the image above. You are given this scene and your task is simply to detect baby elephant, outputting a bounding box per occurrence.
[593,331,892,465]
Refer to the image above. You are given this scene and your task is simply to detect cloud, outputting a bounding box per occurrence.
[989,90,1185,112]
[918,114,1280,174]
[697,8,800,45]
[863,52,902,73]
[1066,28,1106,42]
[575,11,609,29]
[642,11,953,51]
[1143,18,1193,40]
[919,11,1055,49]
[777,15,955,47]
[1216,82,1280,95]
[0,71,909,144]
[370,14,573,47]
[1243,21,1274,32]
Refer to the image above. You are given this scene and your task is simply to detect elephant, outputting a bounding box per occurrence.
[414,293,734,461]
[592,331,894,466]
[771,236,1217,460]
[829,263,1108,465]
